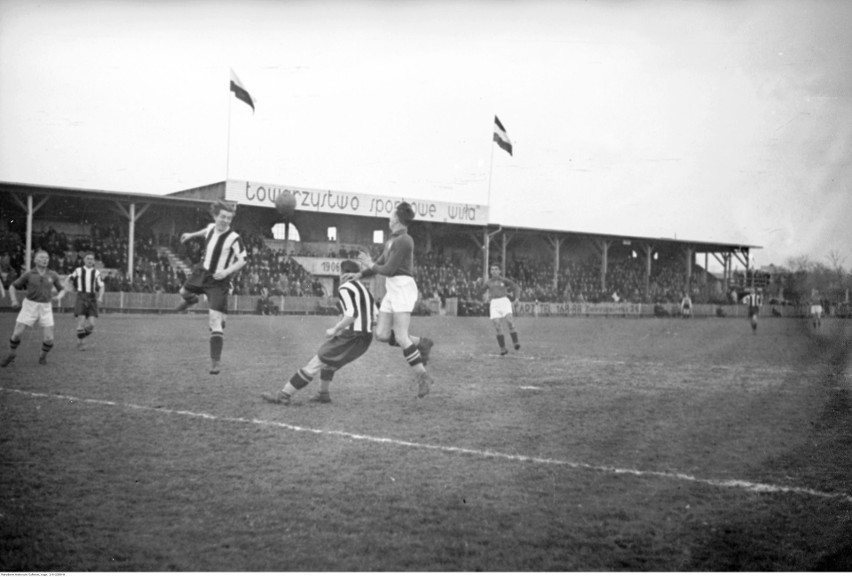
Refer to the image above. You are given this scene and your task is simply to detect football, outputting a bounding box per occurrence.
[274,192,297,217]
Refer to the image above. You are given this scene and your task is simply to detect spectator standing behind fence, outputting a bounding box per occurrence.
[65,251,105,350]
[174,200,247,375]
[477,264,522,356]
[1,250,66,367]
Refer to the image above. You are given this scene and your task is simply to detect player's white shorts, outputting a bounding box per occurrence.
[380,275,418,314]
[810,304,823,317]
[489,296,514,320]
[16,298,55,328]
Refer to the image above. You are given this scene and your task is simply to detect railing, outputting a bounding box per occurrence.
[0,292,827,318]
[0,292,335,315]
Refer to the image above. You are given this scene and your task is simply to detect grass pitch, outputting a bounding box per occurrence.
[1,312,851,571]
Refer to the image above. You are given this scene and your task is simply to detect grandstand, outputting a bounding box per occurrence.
[1,179,762,316]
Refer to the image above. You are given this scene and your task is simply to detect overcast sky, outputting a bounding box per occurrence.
[1,0,851,270]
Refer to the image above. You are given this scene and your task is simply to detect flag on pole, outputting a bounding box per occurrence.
[493,115,513,156]
[230,69,255,112]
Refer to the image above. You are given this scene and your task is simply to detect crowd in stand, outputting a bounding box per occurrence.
[414,249,707,306]
[1,226,707,306]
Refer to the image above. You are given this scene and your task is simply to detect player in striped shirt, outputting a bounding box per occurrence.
[65,251,105,350]
[175,200,247,374]
[742,290,762,333]
[262,260,377,405]
[1,249,66,367]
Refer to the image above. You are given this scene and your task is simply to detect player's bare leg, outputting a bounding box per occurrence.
[176,287,199,312]
[208,310,225,374]
[309,367,334,403]
[391,312,432,397]
[38,326,55,365]
[505,314,521,350]
[75,316,94,350]
[492,319,508,355]
[262,356,328,405]
[1,323,27,367]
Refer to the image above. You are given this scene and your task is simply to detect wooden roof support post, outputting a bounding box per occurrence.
[641,243,654,301]
[594,239,611,292]
[113,201,150,281]
[683,245,695,293]
[546,234,564,291]
[7,192,49,272]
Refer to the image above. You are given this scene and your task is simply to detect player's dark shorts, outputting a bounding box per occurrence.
[74,293,99,318]
[183,266,230,313]
[317,331,373,369]
[748,305,760,317]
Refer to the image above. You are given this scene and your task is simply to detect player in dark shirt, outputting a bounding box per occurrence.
[2,250,66,367]
[477,264,522,355]
[354,202,434,398]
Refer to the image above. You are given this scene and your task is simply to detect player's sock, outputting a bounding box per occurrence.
[497,334,506,350]
[388,330,400,347]
[39,340,53,364]
[403,344,423,367]
[288,369,312,390]
[320,368,335,385]
[84,326,94,337]
[9,337,20,351]
[210,331,224,361]
[510,332,520,350]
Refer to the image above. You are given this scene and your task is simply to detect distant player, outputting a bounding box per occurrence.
[355,201,434,397]
[742,290,762,333]
[478,264,522,355]
[1,249,66,367]
[810,299,823,329]
[175,200,247,374]
[680,294,693,318]
[262,260,377,405]
[65,251,105,350]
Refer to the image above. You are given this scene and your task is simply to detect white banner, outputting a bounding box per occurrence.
[514,301,644,317]
[225,179,488,226]
[291,256,344,277]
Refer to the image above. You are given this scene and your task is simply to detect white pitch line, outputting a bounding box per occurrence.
[4,387,851,504]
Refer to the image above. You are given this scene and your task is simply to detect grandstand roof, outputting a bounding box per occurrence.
[2,180,761,256]
[1,180,216,222]
[497,223,761,255]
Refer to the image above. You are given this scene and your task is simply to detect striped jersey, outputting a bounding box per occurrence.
[67,265,102,294]
[203,224,246,277]
[337,280,377,333]
[743,293,762,307]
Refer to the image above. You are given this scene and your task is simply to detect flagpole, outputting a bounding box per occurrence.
[226,76,233,181]
[486,137,495,217]
[484,127,496,280]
